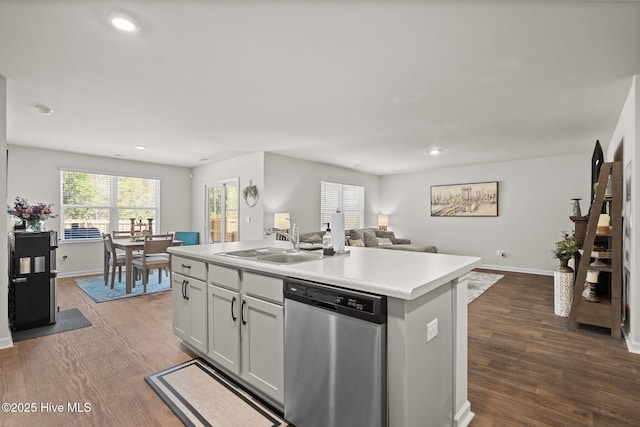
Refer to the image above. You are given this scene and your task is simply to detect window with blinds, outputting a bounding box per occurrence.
[61,170,160,240]
[320,181,364,230]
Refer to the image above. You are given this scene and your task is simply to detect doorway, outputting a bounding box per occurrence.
[205,179,239,244]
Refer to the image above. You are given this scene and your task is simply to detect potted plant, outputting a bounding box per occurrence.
[242,180,259,207]
[552,234,579,265]
[552,233,579,317]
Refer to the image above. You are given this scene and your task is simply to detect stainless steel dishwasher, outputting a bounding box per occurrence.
[284,278,387,427]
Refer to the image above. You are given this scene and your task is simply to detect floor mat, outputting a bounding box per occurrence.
[11,308,92,342]
[146,358,289,427]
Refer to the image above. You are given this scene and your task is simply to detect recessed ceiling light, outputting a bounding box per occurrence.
[34,104,53,115]
[110,15,139,33]
[135,145,146,150]
[199,157,209,162]
[354,164,364,169]
[429,148,443,156]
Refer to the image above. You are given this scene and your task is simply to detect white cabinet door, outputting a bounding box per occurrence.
[186,277,208,354]
[172,273,190,341]
[172,272,208,354]
[241,294,284,404]
[208,284,241,375]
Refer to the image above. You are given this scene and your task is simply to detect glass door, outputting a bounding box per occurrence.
[206,179,239,244]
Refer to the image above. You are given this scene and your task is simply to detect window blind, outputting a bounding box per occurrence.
[320,181,364,230]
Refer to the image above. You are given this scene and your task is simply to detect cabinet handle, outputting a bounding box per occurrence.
[231,297,237,322]
[184,280,189,301]
[181,280,185,299]
[241,300,247,325]
[182,264,191,270]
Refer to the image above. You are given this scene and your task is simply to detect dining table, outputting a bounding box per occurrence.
[112,238,183,294]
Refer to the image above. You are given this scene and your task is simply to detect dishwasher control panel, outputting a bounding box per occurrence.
[284,278,387,324]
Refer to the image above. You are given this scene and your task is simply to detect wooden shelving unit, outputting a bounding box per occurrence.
[568,162,622,338]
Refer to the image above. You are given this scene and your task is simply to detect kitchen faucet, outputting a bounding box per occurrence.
[265,217,300,252]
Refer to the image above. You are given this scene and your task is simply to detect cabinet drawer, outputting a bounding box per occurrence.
[243,272,283,304]
[209,264,240,290]
[172,256,207,281]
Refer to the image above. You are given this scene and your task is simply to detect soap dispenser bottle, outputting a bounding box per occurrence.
[322,223,334,256]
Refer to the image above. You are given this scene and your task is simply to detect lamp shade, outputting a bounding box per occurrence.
[378,214,389,227]
[274,212,290,230]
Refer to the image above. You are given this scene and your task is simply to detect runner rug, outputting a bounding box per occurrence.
[145,358,289,427]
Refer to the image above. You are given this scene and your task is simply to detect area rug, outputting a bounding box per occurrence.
[11,308,92,342]
[74,270,170,303]
[468,271,504,303]
[146,358,289,427]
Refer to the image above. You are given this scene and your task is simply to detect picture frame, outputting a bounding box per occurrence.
[430,181,499,217]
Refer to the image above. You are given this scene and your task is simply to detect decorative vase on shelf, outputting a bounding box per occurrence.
[26,220,45,232]
[554,258,574,317]
[571,198,582,217]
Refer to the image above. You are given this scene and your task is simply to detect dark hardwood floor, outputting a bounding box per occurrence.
[469,269,640,427]
[1,270,639,426]
[0,275,192,427]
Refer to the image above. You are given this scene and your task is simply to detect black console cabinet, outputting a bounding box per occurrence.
[8,231,58,331]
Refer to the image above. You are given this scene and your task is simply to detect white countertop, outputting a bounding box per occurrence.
[169,240,482,300]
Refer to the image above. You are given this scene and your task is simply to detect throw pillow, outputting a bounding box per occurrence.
[375,230,398,245]
[300,232,323,243]
[350,239,365,247]
[377,237,394,246]
[348,228,364,242]
[362,229,378,247]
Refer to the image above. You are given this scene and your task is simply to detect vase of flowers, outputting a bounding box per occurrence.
[7,196,57,232]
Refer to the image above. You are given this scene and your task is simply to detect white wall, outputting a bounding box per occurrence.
[263,153,381,234]
[6,145,192,276]
[380,154,590,274]
[191,152,265,242]
[0,75,11,349]
[607,75,639,352]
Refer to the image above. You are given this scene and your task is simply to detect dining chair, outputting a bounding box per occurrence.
[174,231,200,246]
[102,233,126,289]
[132,233,173,292]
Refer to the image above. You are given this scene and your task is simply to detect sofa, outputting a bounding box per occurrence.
[299,228,437,253]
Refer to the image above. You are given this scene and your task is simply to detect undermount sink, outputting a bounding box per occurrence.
[256,251,323,265]
[217,247,323,265]
[220,247,286,258]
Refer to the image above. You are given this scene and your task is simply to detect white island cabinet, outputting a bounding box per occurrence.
[171,256,207,354]
[169,240,481,425]
[206,264,284,404]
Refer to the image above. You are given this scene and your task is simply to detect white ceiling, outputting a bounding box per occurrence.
[1,1,639,175]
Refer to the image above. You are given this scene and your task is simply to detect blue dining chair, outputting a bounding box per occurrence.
[174,231,200,246]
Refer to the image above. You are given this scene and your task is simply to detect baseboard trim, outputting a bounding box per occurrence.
[57,269,102,278]
[454,400,474,427]
[0,335,14,350]
[480,264,553,276]
[623,326,640,354]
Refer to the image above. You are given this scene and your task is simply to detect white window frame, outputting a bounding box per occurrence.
[60,169,161,241]
[320,181,365,230]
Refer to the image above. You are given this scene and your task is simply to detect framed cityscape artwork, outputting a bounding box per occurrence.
[430,181,499,217]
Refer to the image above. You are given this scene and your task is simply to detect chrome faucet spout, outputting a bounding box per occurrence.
[264,217,300,252]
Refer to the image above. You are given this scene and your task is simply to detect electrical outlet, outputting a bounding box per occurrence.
[427,318,438,342]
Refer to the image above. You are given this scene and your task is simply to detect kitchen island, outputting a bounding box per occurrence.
[168,240,481,427]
